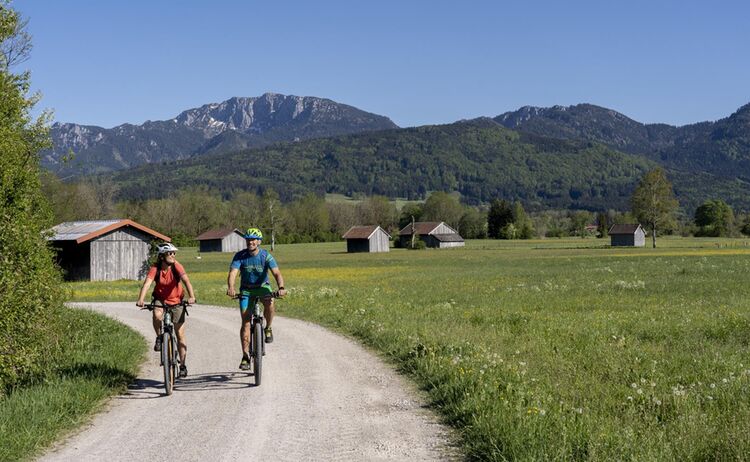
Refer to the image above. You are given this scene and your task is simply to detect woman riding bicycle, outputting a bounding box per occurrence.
[226,227,287,370]
[136,242,196,378]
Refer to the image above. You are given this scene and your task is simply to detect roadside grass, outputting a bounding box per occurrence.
[0,306,145,461]
[67,237,750,460]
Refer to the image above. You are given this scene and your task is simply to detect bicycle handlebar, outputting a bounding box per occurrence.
[139,300,193,310]
[229,291,283,300]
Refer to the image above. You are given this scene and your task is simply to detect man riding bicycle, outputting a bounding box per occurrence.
[136,243,196,378]
[226,227,287,370]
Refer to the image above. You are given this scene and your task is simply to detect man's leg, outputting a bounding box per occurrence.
[263,298,275,343]
[240,308,252,356]
[263,298,275,328]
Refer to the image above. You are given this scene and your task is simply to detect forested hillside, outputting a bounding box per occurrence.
[108,119,655,210]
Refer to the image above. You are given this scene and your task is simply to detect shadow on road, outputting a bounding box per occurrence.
[117,378,165,399]
[119,371,257,398]
[175,371,257,391]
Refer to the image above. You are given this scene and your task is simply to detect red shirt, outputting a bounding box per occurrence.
[147,261,186,305]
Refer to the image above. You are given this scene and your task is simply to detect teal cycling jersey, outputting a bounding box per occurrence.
[230,248,278,290]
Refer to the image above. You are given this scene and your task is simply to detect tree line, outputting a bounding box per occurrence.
[41,167,750,248]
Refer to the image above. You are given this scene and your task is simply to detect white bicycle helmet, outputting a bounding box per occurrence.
[157,242,179,254]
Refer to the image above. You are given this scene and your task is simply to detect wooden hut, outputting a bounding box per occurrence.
[398,221,465,249]
[48,219,170,281]
[196,228,246,253]
[342,225,390,253]
[609,224,646,247]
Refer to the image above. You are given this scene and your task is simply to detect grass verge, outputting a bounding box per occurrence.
[0,306,145,461]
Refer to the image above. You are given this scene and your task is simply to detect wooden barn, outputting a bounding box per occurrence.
[342,225,391,253]
[398,221,465,249]
[609,224,646,247]
[48,219,171,281]
[196,228,246,253]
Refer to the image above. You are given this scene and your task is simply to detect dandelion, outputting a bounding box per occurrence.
[637,389,643,395]
[627,396,634,401]
[710,383,716,389]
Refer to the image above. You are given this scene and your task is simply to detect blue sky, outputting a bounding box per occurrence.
[15,0,750,129]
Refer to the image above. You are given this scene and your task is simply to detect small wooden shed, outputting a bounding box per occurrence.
[196,228,246,253]
[609,224,646,247]
[342,225,391,253]
[48,219,171,281]
[398,221,465,249]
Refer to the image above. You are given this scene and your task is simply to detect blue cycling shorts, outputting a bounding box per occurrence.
[239,285,273,312]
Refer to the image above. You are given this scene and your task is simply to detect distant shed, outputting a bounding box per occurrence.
[342,225,390,253]
[48,219,170,281]
[196,228,246,253]
[398,221,465,248]
[609,224,646,247]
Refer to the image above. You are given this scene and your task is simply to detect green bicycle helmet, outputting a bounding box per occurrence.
[244,227,263,240]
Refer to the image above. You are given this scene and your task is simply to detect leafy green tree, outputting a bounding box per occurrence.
[631,168,678,248]
[512,201,534,239]
[398,202,422,230]
[694,199,734,237]
[357,195,397,231]
[487,199,513,238]
[0,3,64,393]
[286,193,331,242]
[596,212,609,238]
[421,191,463,228]
[458,206,487,239]
[568,210,593,237]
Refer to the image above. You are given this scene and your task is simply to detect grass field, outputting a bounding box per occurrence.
[0,307,145,461]
[66,237,750,461]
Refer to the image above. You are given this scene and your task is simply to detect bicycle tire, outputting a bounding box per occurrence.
[162,332,174,395]
[253,321,263,386]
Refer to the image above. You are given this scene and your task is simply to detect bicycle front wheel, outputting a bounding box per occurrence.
[162,332,174,395]
[253,321,263,386]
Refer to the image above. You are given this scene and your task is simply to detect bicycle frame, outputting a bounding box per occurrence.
[234,292,281,386]
[142,301,184,395]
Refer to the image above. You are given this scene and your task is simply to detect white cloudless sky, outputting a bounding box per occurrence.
[15,0,750,129]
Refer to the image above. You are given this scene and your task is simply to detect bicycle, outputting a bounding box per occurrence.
[140,300,190,395]
[234,291,281,386]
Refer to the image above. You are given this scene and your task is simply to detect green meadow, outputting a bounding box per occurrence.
[66,238,750,461]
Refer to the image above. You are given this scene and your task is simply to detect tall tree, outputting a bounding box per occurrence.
[694,199,734,237]
[0,2,64,392]
[631,168,678,248]
[487,199,513,238]
[421,192,463,228]
[512,201,534,239]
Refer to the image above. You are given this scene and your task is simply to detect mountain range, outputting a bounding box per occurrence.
[42,93,398,175]
[45,93,750,212]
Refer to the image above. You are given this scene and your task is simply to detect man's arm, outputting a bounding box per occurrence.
[270,267,287,297]
[136,277,154,307]
[227,267,239,297]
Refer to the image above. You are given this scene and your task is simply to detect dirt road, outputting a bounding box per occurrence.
[39,302,458,461]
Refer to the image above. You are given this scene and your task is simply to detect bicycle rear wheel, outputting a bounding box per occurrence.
[162,332,174,395]
[253,321,263,386]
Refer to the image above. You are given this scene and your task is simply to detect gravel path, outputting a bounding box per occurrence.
[39,302,459,461]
